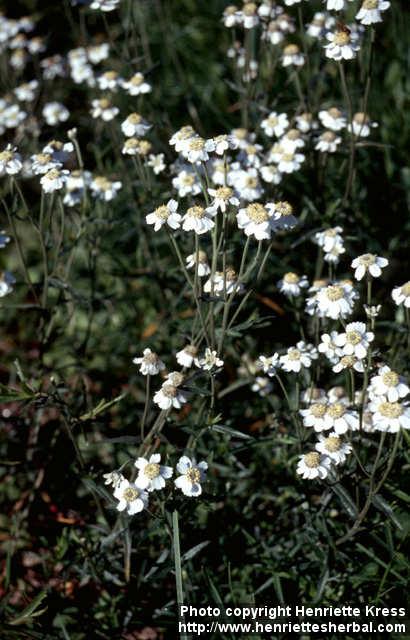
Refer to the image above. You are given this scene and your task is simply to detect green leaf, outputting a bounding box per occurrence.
[79,393,127,421]
[372,494,403,531]
[182,541,210,562]
[331,484,358,519]
[211,424,252,440]
[8,590,48,626]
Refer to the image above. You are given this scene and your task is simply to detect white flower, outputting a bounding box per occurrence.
[261,112,289,138]
[14,80,39,102]
[364,304,382,319]
[135,454,173,492]
[42,101,70,126]
[172,170,201,198]
[318,331,342,363]
[316,282,356,319]
[0,231,11,249]
[324,402,359,434]
[90,98,119,121]
[90,0,120,11]
[349,112,377,137]
[369,366,409,403]
[280,129,305,153]
[31,152,61,175]
[296,112,315,133]
[133,348,165,376]
[271,147,305,174]
[318,108,346,131]
[176,345,198,368]
[90,176,122,201]
[392,282,410,308]
[196,348,224,371]
[251,376,273,396]
[153,383,187,410]
[147,153,166,175]
[169,125,196,152]
[270,201,298,230]
[280,342,318,373]
[146,199,181,231]
[204,269,244,297]
[42,141,74,164]
[282,44,304,67]
[212,134,238,155]
[121,113,151,137]
[324,243,346,264]
[313,226,344,252]
[297,452,331,480]
[231,167,263,201]
[113,479,148,516]
[324,27,360,61]
[103,471,124,488]
[237,3,260,29]
[182,205,216,235]
[0,145,22,175]
[121,72,151,95]
[315,434,352,465]
[165,371,185,387]
[175,456,208,496]
[257,353,280,377]
[0,272,16,297]
[325,0,353,9]
[260,164,282,185]
[351,253,388,281]
[207,187,239,212]
[315,131,341,153]
[369,399,410,433]
[182,136,215,164]
[236,203,275,240]
[356,0,390,25]
[277,272,308,297]
[186,251,211,276]
[300,402,330,432]
[334,322,374,359]
[332,354,365,374]
[223,5,240,27]
[40,168,69,193]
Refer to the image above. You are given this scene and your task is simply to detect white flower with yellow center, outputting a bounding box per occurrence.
[318,108,346,131]
[195,348,224,371]
[324,402,359,434]
[121,72,152,95]
[280,129,305,153]
[332,354,365,373]
[232,167,263,201]
[212,134,238,155]
[300,402,330,432]
[324,243,346,264]
[274,148,305,174]
[257,353,280,377]
[183,136,215,164]
[262,21,285,46]
[369,366,409,403]
[14,79,39,102]
[252,376,274,396]
[121,113,151,137]
[316,282,357,319]
[316,434,352,465]
[392,281,410,308]
[172,169,201,197]
[297,452,331,480]
[351,253,388,281]
[90,98,119,121]
[236,202,275,240]
[182,205,216,235]
[356,0,390,25]
[0,145,22,175]
[31,152,61,175]
[186,250,211,276]
[319,331,342,363]
[170,126,196,152]
[315,130,341,153]
[87,43,110,64]
[153,382,187,410]
[90,176,122,201]
[113,479,148,515]
[135,454,173,492]
[369,399,410,433]
[334,322,374,359]
[176,345,198,368]
[223,5,240,27]
[282,43,305,67]
[133,348,165,376]
[261,111,289,138]
[175,456,208,497]
[296,112,315,133]
[42,141,74,164]
[349,112,377,137]
[103,471,124,488]
[270,201,298,230]
[325,0,353,10]
[207,186,239,212]
[147,153,166,175]
[97,70,121,91]
[280,341,318,373]
[324,27,360,61]
[42,101,69,126]
[40,168,70,193]
[314,226,344,252]
[146,199,181,231]
[238,2,260,29]
[277,272,308,297]
[260,164,282,185]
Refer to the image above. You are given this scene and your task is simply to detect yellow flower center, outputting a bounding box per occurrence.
[155,205,170,220]
[288,349,301,361]
[363,0,378,8]
[334,30,350,46]
[103,70,118,80]
[130,73,144,85]
[340,355,356,368]
[144,463,160,479]
[354,112,368,124]
[401,282,410,296]
[93,176,110,190]
[322,131,336,142]
[275,201,293,217]
[346,331,362,345]
[245,176,258,188]
[45,169,60,180]
[215,187,233,200]
[187,205,205,219]
[162,384,177,398]
[128,113,142,124]
[304,452,320,468]
[311,403,327,418]
[286,129,300,140]
[284,44,299,55]
[0,150,13,162]
[327,403,345,419]
[186,468,201,483]
[123,487,140,502]
[182,174,195,186]
[382,371,399,387]
[247,203,269,223]
[99,98,111,109]
[189,138,205,151]
[328,108,342,119]
[243,2,257,16]
[283,272,299,284]
[358,253,376,266]
[378,402,403,418]
[324,436,341,452]
[326,285,344,301]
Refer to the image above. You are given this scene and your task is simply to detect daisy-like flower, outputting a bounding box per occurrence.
[369,366,409,403]
[356,0,390,25]
[313,226,344,252]
[296,112,315,133]
[332,354,365,374]
[297,452,332,480]
[316,282,356,319]
[147,153,166,175]
[169,125,196,152]
[351,253,388,281]
[176,345,198,368]
[392,282,410,308]
[334,322,374,359]
[282,43,304,67]
[260,111,289,138]
[315,434,352,465]
[369,398,410,433]
[121,72,152,95]
[236,203,275,240]
[0,145,22,175]
[257,353,280,377]
[324,402,359,434]
[113,478,148,515]
[182,205,216,235]
[238,2,260,29]
[121,113,151,137]
[90,98,119,121]
[300,402,330,432]
[364,304,382,319]
[222,5,240,28]
[212,134,238,155]
[325,0,353,9]
[153,382,187,410]
[42,141,74,164]
[318,108,346,131]
[135,454,173,492]
[195,348,224,371]
[103,470,124,488]
[186,250,211,276]
[324,243,346,264]
[271,200,298,230]
[40,168,69,193]
[252,376,273,396]
[324,26,360,61]
[97,70,122,91]
[232,167,263,201]
[277,272,308,297]
[146,199,181,231]
[207,186,239,212]
[280,129,305,153]
[260,164,282,185]
[133,348,165,376]
[349,112,377,137]
[0,272,16,297]
[90,176,122,201]
[42,101,70,126]
[175,456,208,497]
[183,136,215,164]
[172,169,201,198]
[318,331,342,363]
[273,148,305,174]
[204,269,244,297]
[315,131,341,153]
[14,79,39,102]
[30,152,61,175]
[280,341,318,373]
